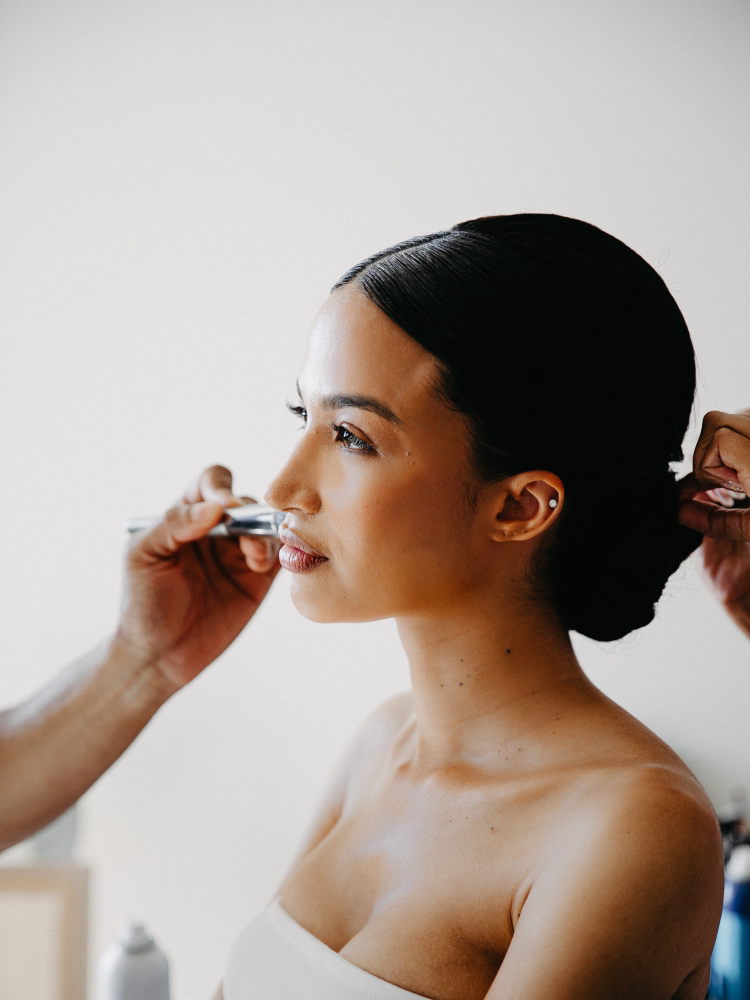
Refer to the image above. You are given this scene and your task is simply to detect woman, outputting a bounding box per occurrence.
[210,214,726,999]
[215,213,723,999]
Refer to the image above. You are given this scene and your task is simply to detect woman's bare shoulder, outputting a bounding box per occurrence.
[548,739,723,942]
[537,688,722,901]
[574,755,720,852]
[562,684,709,794]
[496,724,723,999]
[495,761,723,1000]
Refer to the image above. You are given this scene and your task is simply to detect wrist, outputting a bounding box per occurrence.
[104,632,181,712]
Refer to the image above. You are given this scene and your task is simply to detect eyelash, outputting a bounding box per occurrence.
[286,403,375,454]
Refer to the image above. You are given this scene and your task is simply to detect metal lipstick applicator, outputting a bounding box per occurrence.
[125,503,284,538]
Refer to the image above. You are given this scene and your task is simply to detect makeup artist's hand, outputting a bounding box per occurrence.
[0,466,281,850]
[678,409,750,638]
[116,465,281,691]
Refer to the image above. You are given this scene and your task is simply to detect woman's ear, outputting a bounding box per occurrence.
[489,471,564,542]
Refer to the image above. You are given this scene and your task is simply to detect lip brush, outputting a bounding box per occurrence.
[125,503,284,538]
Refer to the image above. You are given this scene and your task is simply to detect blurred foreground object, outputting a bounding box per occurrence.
[0,866,88,1000]
[718,790,750,865]
[710,845,750,1000]
[97,922,170,1000]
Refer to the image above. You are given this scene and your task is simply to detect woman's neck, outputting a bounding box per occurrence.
[396,592,590,772]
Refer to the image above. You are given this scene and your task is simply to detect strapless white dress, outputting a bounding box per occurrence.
[224,897,430,999]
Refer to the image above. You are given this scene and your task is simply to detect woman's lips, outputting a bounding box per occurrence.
[278,526,328,574]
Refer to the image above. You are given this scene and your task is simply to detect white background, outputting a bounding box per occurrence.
[1,1,749,997]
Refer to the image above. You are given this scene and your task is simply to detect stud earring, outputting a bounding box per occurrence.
[549,499,558,508]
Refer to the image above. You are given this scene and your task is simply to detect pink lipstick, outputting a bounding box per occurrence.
[278,526,328,574]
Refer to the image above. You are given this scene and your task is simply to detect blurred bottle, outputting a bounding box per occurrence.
[710,845,750,1000]
[718,789,750,865]
[97,921,170,1000]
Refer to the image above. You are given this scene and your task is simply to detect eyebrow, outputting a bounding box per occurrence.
[297,381,402,425]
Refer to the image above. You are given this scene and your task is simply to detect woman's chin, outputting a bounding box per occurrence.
[288,576,387,624]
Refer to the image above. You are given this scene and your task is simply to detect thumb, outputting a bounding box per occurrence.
[678,494,750,541]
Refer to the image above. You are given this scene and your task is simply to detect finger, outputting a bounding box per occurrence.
[694,410,750,466]
[677,472,701,503]
[700,429,750,492]
[678,497,750,541]
[131,500,226,560]
[182,465,241,507]
[678,473,747,506]
[238,535,281,573]
[693,411,750,489]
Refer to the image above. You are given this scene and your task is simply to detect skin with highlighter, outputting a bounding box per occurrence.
[211,284,725,1000]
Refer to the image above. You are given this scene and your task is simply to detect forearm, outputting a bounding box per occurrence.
[0,635,176,850]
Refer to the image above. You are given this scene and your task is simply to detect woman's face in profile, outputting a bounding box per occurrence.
[264,285,493,624]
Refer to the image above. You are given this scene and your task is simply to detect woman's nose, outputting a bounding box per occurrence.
[264,438,321,515]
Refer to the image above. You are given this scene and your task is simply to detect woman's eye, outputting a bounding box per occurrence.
[333,424,375,453]
[287,403,307,425]
[286,404,373,453]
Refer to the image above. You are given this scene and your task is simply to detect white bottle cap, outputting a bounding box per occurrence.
[726,844,750,882]
[118,921,156,955]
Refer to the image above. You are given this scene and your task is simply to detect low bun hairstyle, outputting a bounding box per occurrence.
[334,214,701,642]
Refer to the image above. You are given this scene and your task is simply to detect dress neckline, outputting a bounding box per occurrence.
[269,897,432,999]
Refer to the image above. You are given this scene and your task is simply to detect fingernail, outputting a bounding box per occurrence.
[723,480,743,492]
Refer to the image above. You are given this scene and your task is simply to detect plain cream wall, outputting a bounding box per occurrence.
[1,0,749,996]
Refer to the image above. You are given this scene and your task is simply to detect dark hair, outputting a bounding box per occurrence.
[334,213,701,641]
